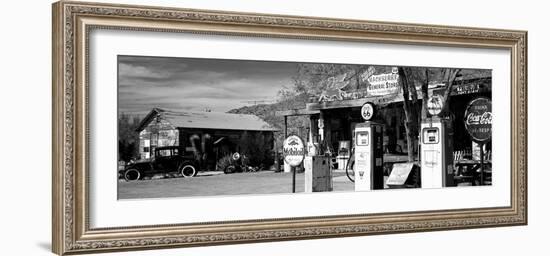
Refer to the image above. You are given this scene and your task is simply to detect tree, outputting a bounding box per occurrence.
[398,67,420,161]
[118,113,141,161]
[398,67,461,161]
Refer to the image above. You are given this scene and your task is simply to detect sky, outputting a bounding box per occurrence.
[118,55,298,115]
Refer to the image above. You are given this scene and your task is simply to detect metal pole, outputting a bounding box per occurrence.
[284,116,295,192]
[480,142,484,185]
[292,166,296,193]
[284,116,288,138]
[274,140,279,172]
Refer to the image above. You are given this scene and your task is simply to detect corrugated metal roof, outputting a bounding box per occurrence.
[153,108,279,132]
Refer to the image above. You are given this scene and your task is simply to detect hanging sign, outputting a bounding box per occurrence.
[283,135,305,167]
[427,95,444,116]
[361,102,375,121]
[366,72,400,96]
[464,97,492,142]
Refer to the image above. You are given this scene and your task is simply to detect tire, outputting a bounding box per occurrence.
[232,152,240,161]
[124,169,141,181]
[180,164,197,178]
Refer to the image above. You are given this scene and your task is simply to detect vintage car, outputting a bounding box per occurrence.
[121,146,199,181]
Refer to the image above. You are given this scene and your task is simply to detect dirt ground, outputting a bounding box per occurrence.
[118,171,355,199]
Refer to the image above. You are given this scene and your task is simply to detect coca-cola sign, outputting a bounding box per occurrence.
[464,97,492,142]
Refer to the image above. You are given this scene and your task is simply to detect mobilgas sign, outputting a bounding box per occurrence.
[464,97,492,142]
[283,135,305,167]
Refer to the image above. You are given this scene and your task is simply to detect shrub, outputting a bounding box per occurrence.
[238,131,274,168]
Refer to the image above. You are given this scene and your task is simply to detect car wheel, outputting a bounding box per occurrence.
[124,169,141,181]
[180,164,197,177]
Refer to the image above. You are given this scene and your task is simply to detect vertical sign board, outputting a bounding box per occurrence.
[464,97,492,184]
[283,135,305,193]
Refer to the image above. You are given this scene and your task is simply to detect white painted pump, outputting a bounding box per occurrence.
[420,118,455,188]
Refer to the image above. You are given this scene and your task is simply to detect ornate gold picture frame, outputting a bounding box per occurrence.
[52,1,527,255]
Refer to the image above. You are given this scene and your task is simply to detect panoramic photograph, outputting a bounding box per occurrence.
[117,55,492,200]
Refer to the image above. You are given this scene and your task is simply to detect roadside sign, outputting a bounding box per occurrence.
[361,102,375,121]
[464,97,492,142]
[283,135,305,167]
[386,162,416,186]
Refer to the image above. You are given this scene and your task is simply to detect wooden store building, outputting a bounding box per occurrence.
[135,108,278,171]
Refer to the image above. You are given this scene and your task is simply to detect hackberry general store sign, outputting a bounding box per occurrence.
[365,72,400,96]
[283,135,305,167]
[318,69,401,103]
[464,97,492,142]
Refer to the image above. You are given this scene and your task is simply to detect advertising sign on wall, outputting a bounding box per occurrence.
[366,72,400,96]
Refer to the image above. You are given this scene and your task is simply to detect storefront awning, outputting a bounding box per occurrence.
[306,78,491,111]
[275,109,320,117]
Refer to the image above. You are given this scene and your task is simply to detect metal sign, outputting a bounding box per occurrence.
[283,135,305,167]
[361,102,375,121]
[427,95,444,116]
[386,162,415,186]
[464,97,492,142]
[366,72,400,96]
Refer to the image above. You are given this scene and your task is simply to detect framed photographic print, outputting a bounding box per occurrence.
[52,1,527,255]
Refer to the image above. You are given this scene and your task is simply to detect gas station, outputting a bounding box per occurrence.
[276,69,492,192]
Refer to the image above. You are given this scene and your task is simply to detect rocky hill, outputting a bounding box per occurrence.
[228,94,311,145]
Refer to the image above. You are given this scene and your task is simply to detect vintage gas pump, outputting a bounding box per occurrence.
[420,116,455,188]
[354,103,385,191]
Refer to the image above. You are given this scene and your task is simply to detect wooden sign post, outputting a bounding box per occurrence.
[283,135,305,193]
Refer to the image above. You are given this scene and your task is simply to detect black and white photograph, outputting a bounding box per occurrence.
[117,55,492,199]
